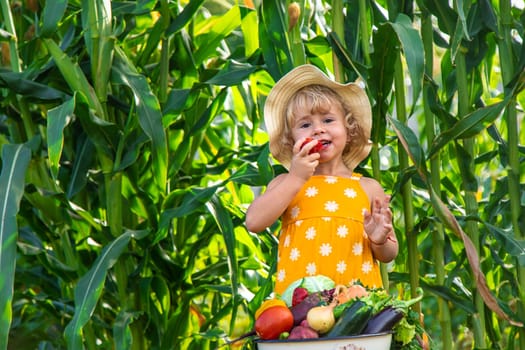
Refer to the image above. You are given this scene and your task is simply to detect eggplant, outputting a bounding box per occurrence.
[362,306,404,334]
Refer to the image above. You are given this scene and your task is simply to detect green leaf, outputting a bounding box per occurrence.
[369,21,399,98]
[43,38,105,119]
[47,98,74,180]
[206,61,258,87]
[161,186,220,220]
[156,186,220,244]
[166,0,206,36]
[420,0,457,35]
[73,92,118,161]
[82,0,115,101]
[388,117,427,178]
[193,6,242,65]
[429,100,506,159]
[369,23,399,143]
[486,224,525,266]
[0,71,68,101]
[205,195,240,330]
[41,0,67,37]
[64,229,147,349]
[327,32,366,81]
[112,48,168,190]
[113,311,136,350]
[67,134,95,199]
[188,89,228,136]
[0,144,31,349]
[259,1,293,81]
[149,276,171,332]
[391,14,424,108]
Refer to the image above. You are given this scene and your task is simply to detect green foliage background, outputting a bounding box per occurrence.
[0,0,524,349]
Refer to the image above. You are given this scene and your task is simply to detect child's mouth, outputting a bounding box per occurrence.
[319,140,331,149]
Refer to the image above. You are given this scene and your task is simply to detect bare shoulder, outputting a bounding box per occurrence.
[359,176,387,199]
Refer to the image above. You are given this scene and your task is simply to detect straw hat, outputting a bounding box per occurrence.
[264,64,372,170]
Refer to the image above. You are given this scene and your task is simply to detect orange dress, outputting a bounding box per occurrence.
[273,174,383,295]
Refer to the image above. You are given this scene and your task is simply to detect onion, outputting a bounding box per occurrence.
[306,303,336,334]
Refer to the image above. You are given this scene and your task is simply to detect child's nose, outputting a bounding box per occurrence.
[313,124,325,135]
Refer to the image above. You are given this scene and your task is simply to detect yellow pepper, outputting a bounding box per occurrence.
[255,299,287,319]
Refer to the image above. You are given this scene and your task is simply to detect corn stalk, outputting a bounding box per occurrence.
[497,0,525,348]
[420,6,453,349]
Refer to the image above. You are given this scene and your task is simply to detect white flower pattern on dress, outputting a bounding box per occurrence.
[325,176,338,184]
[361,261,373,274]
[352,242,363,255]
[305,186,318,197]
[320,243,332,256]
[344,188,357,198]
[276,175,381,293]
[277,269,286,282]
[305,227,316,240]
[306,262,316,275]
[325,201,339,212]
[336,260,347,274]
[290,248,300,261]
[337,225,348,238]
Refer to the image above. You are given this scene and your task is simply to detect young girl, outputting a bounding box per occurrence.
[245,65,398,295]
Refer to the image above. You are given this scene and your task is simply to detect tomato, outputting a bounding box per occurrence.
[255,299,287,320]
[301,137,323,154]
[255,306,294,340]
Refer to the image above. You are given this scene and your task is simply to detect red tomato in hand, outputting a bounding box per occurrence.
[255,306,294,340]
[301,137,323,154]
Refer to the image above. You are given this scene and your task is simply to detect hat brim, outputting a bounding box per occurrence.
[264,64,372,170]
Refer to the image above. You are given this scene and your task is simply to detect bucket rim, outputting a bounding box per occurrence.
[255,331,393,344]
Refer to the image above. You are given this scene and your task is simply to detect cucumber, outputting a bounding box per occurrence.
[326,300,374,337]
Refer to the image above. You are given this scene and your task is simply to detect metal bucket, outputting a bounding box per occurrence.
[256,332,392,350]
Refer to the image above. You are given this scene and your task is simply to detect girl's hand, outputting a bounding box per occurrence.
[288,138,320,181]
[364,196,393,244]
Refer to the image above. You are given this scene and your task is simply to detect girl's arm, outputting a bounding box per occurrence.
[245,173,305,232]
[361,178,399,262]
[245,138,320,233]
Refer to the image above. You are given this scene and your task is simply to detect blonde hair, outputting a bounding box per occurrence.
[276,85,368,163]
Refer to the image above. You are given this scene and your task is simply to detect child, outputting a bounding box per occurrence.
[245,65,398,295]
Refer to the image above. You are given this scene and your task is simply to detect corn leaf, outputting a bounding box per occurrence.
[113,311,135,350]
[64,229,148,349]
[41,0,67,37]
[166,0,206,36]
[429,100,506,159]
[66,134,95,199]
[43,38,105,119]
[388,116,427,177]
[0,144,31,349]
[0,71,68,101]
[47,98,74,179]
[112,48,167,190]
[259,1,293,80]
[391,14,424,109]
[205,195,240,333]
[193,6,242,65]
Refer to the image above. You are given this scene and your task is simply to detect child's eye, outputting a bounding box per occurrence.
[299,122,311,128]
[324,118,334,123]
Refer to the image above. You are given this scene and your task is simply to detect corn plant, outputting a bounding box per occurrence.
[0,1,524,350]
